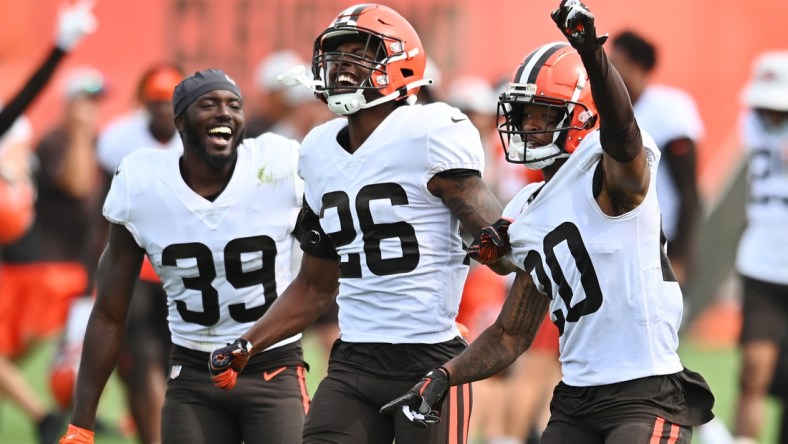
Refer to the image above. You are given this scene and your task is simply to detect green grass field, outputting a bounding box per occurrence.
[0,335,780,443]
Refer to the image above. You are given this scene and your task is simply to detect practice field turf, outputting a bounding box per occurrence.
[0,335,779,443]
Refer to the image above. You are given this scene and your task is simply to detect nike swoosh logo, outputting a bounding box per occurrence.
[451,117,467,123]
[263,366,287,381]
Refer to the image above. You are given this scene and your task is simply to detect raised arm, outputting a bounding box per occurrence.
[552,0,649,214]
[0,0,96,136]
[69,223,144,432]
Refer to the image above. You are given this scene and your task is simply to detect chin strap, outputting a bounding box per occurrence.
[326,78,434,116]
[277,64,325,91]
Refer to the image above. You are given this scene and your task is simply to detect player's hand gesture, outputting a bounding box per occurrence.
[468,218,512,265]
[55,0,98,51]
[550,0,608,51]
[379,367,449,428]
[209,338,252,391]
[59,424,94,444]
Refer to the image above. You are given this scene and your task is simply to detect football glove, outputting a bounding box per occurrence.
[55,0,98,51]
[209,338,252,391]
[468,218,512,265]
[550,0,608,51]
[59,424,94,444]
[379,367,450,428]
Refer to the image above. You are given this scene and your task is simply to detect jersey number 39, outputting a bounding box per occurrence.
[162,235,277,326]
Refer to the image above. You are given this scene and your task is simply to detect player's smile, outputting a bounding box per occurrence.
[206,124,234,148]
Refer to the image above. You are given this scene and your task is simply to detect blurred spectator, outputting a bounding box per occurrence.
[0,0,96,247]
[0,116,35,245]
[0,0,96,137]
[733,50,788,444]
[609,30,703,288]
[97,64,184,171]
[0,2,96,443]
[447,74,525,200]
[416,55,443,104]
[0,64,105,444]
[246,50,331,141]
[93,63,185,444]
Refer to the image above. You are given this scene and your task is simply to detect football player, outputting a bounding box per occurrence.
[59,69,309,444]
[208,4,511,443]
[733,51,788,444]
[381,1,716,443]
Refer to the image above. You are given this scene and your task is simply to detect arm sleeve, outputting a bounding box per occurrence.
[579,47,642,163]
[0,47,67,137]
[298,201,339,261]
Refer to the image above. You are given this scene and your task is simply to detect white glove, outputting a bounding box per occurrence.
[55,0,97,51]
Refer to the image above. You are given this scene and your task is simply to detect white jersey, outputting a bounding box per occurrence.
[633,85,704,242]
[299,103,485,344]
[98,109,183,173]
[103,133,304,352]
[735,110,788,284]
[506,130,684,386]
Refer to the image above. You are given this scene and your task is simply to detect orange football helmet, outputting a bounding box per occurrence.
[312,4,430,115]
[498,42,599,170]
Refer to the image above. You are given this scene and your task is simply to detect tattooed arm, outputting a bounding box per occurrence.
[445,267,550,385]
[428,171,517,275]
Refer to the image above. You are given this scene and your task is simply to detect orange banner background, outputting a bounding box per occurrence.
[2,0,787,198]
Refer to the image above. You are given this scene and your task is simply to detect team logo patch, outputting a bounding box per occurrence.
[170,364,182,379]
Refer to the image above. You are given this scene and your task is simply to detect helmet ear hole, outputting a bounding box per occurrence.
[401,68,414,78]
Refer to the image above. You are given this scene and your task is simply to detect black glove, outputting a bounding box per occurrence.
[468,218,512,265]
[379,367,450,428]
[551,0,608,51]
[209,338,252,391]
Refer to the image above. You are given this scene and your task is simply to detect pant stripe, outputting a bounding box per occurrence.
[296,366,310,414]
[462,384,471,444]
[448,384,471,444]
[650,417,665,444]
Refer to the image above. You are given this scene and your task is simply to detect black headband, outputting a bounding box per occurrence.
[172,69,243,117]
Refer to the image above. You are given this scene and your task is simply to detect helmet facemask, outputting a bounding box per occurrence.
[313,30,391,115]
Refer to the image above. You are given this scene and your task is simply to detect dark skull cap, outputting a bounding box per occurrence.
[172,69,243,117]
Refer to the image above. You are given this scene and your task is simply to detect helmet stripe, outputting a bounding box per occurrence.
[335,4,369,26]
[515,42,570,85]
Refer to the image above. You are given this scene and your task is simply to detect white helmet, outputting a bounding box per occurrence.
[741,51,788,112]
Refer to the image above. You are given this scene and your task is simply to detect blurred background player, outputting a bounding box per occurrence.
[732,50,788,444]
[246,50,332,141]
[1,68,104,444]
[0,2,96,443]
[90,62,185,444]
[608,30,703,290]
[416,56,443,105]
